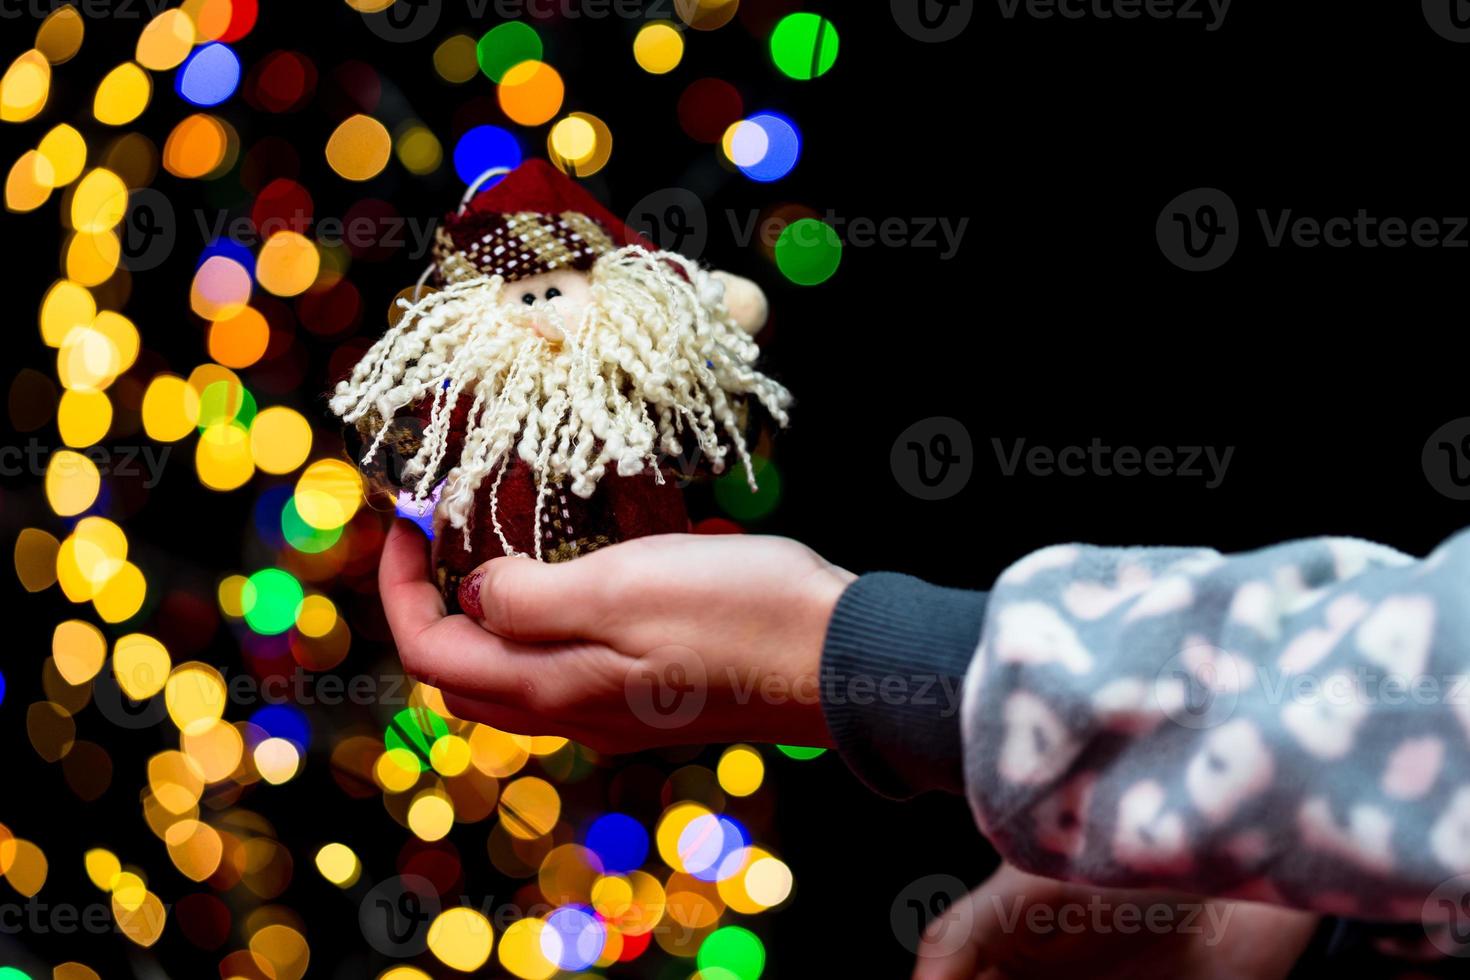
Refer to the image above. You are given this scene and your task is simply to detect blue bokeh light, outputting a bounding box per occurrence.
[737,112,801,183]
[452,126,522,186]
[176,43,241,108]
[584,813,649,873]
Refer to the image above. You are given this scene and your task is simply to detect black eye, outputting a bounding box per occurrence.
[544,287,562,300]
[521,292,537,306]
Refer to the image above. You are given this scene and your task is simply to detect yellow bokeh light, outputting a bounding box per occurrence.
[249,923,310,980]
[6,150,54,213]
[254,737,302,784]
[164,662,228,731]
[45,449,100,516]
[497,777,560,840]
[655,801,711,872]
[13,527,60,593]
[180,717,244,782]
[1,838,49,896]
[113,889,166,947]
[395,124,443,176]
[196,421,256,491]
[429,734,471,777]
[84,848,121,890]
[375,746,422,793]
[295,594,337,638]
[114,633,171,699]
[93,310,140,375]
[57,324,122,392]
[93,561,146,622]
[314,842,361,887]
[634,22,685,74]
[71,168,129,234]
[217,574,248,617]
[676,0,739,31]
[498,918,557,980]
[433,34,479,82]
[53,619,107,686]
[164,819,223,881]
[39,124,87,186]
[66,230,122,287]
[469,725,530,778]
[326,114,392,182]
[57,388,113,447]
[136,9,197,71]
[256,232,321,297]
[53,964,101,980]
[427,907,495,972]
[407,791,455,841]
[142,374,202,441]
[148,750,205,814]
[717,744,764,797]
[1,50,51,123]
[548,112,612,177]
[293,459,363,530]
[36,6,85,65]
[93,62,151,126]
[498,61,564,127]
[40,279,96,347]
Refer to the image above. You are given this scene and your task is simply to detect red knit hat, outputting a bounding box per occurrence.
[432,159,656,285]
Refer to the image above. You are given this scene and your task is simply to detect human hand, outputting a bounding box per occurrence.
[379,521,854,753]
[911,863,1320,980]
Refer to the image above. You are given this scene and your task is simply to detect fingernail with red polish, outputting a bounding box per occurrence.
[458,569,486,619]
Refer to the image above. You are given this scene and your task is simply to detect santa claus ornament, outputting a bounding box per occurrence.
[330,159,791,612]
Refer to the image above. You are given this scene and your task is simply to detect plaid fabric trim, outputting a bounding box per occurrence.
[436,210,617,285]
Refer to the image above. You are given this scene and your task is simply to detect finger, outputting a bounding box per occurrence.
[911,886,984,980]
[396,614,618,713]
[459,550,622,641]
[380,520,446,646]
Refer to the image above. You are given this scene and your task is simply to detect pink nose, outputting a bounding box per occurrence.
[531,315,565,343]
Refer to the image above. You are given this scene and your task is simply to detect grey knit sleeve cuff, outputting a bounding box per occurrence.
[819,572,988,799]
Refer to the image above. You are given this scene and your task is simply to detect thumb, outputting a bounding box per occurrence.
[458,552,619,641]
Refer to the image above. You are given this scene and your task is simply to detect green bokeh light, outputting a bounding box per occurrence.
[776,745,826,761]
[698,926,766,980]
[282,496,343,554]
[477,22,542,82]
[714,455,781,522]
[770,13,839,81]
[774,218,842,286]
[0,968,34,980]
[197,379,257,431]
[241,567,304,635]
[385,707,450,771]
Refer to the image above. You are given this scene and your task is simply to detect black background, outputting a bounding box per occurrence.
[4,0,1470,976]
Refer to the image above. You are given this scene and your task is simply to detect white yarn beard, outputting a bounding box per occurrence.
[330,247,792,541]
